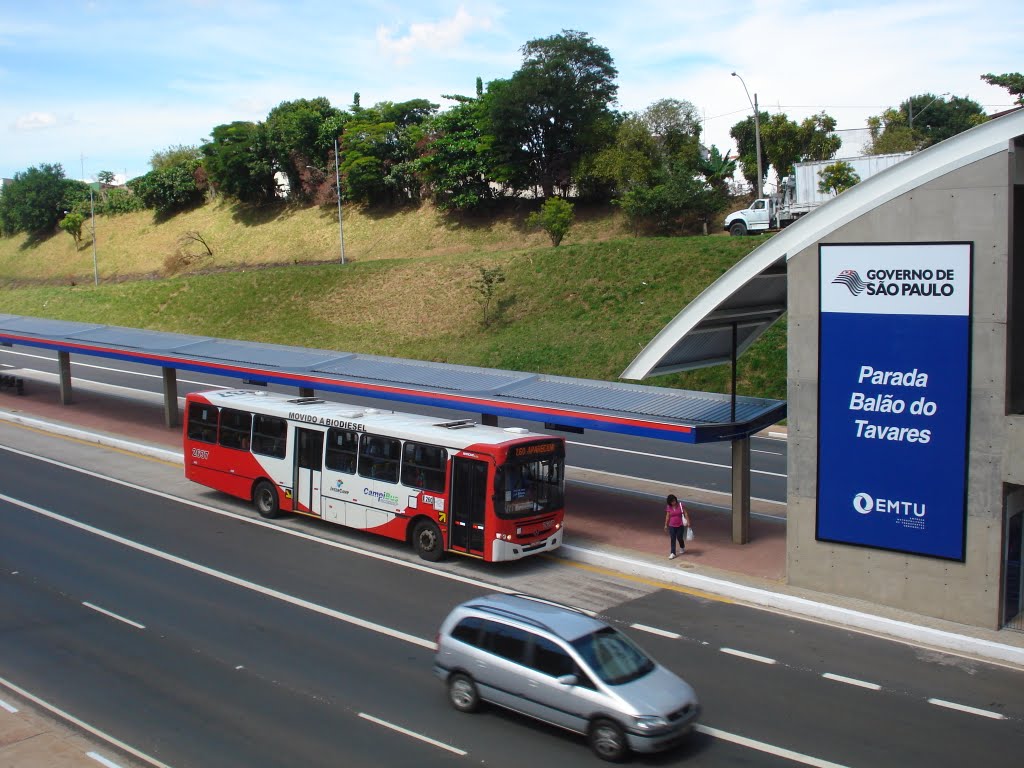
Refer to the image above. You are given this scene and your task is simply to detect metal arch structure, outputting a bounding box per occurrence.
[621,108,1024,381]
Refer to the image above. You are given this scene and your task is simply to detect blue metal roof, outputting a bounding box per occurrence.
[0,314,785,443]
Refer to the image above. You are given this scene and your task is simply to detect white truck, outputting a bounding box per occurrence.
[723,152,912,235]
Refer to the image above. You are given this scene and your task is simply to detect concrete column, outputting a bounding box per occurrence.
[731,436,752,544]
[58,351,72,405]
[482,414,498,427]
[162,367,179,429]
[299,387,314,398]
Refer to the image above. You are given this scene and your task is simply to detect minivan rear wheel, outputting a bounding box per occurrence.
[447,673,480,713]
[589,718,628,762]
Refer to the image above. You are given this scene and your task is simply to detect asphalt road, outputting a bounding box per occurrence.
[2,434,1023,767]
[0,347,789,504]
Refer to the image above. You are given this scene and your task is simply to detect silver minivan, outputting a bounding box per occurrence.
[433,593,700,762]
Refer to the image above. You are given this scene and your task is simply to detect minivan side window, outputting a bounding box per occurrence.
[482,621,529,662]
[531,636,575,678]
[451,616,483,645]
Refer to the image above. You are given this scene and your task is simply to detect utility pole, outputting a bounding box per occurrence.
[732,72,763,197]
[82,154,98,285]
[334,137,345,265]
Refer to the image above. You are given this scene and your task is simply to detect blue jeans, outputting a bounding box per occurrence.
[669,525,687,554]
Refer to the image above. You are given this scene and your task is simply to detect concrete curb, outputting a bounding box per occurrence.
[0,411,181,464]
[559,544,1024,667]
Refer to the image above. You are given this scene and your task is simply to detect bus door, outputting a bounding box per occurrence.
[294,427,324,516]
[450,457,488,556]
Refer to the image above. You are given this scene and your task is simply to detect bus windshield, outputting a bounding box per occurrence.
[496,445,565,519]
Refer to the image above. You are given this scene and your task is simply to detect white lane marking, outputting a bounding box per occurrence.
[87,753,125,768]
[752,449,782,456]
[721,647,777,665]
[0,492,436,651]
[696,724,850,768]
[82,602,146,630]
[630,623,680,640]
[0,697,18,713]
[0,675,172,768]
[359,712,467,756]
[567,467,787,507]
[566,440,787,478]
[927,698,1007,720]
[822,673,881,691]
[0,444,509,595]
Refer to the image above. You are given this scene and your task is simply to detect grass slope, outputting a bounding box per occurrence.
[0,200,785,400]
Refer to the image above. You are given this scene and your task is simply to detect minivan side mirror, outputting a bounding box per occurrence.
[556,674,578,687]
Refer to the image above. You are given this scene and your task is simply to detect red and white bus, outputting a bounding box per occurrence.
[183,389,565,562]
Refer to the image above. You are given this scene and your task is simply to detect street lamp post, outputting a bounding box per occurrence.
[334,137,345,265]
[307,138,346,265]
[908,92,950,131]
[732,72,763,197]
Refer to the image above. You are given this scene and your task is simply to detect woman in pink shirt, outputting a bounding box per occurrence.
[664,494,689,559]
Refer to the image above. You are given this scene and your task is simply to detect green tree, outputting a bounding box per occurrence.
[729,111,770,192]
[761,112,841,182]
[265,97,345,198]
[981,72,1024,106]
[97,170,116,185]
[418,94,499,212]
[485,30,618,197]
[867,93,987,153]
[526,196,575,246]
[128,161,204,214]
[58,212,85,246]
[340,99,437,205]
[202,121,278,203]
[150,145,203,171]
[0,163,82,235]
[472,265,506,326]
[817,161,861,195]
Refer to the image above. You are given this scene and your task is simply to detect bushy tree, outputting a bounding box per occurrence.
[982,72,1024,105]
[339,99,437,205]
[129,160,204,214]
[150,145,203,171]
[866,93,986,154]
[729,111,770,192]
[58,212,86,245]
[418,94,500,212]
[485,30,618,197]
[0,163,85,235]
[526,196,575,246]
[100,187,145,215]
[202,121,277,203]
[265,98,346,199]
[817,161,861,195]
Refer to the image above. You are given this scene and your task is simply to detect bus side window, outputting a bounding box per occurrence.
[325,428,359,474]
[360,435,400,483]
[219,408,253,451]
[187,403,218,444]
[252,415,287,458]
[401,441,447,492]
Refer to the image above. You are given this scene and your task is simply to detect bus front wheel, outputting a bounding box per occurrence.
[253,480,281,519]
[413,519,444,562]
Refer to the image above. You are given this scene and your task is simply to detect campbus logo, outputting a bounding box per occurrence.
[832,269,867,296]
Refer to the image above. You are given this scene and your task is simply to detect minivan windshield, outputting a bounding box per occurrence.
[570,627,655,685]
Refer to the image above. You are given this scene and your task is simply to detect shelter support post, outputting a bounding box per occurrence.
[731,436,752,544]
[162,367,179,429]
[299,387,314,398]
[58,351,72,405]
[482,414,498,427]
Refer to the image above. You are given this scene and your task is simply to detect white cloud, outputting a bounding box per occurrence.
[377,6,494,63]
[13,112,61,131]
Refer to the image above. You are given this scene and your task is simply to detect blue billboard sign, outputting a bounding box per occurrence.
[817,243,971,561]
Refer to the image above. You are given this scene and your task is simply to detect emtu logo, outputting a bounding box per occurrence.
[833,269,867,296]
[853,493,873,514]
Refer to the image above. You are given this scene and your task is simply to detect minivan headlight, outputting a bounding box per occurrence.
[633,715,669,731]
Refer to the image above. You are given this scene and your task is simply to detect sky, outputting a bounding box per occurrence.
[1,0,1021,185]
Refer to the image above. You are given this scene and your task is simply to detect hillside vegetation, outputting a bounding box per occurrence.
[0,200,785,401]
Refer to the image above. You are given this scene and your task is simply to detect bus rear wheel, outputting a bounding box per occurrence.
[253,480,281,519]
[413,519,444,562]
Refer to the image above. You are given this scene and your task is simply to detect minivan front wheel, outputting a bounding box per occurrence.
[448,673,480,713]
[589,718,629,762]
